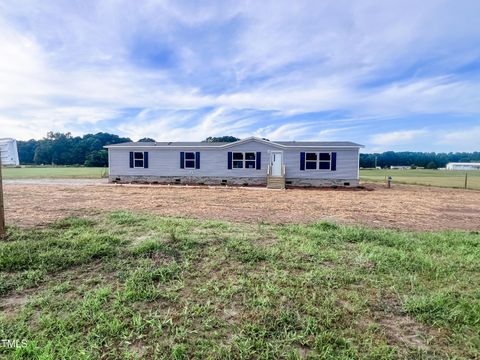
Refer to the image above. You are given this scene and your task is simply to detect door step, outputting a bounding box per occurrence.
[267,176,286,189]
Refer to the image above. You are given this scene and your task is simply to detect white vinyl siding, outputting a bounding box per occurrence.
[109,140,359,180]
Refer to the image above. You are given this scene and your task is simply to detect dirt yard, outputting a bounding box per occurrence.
[4,182,480,231]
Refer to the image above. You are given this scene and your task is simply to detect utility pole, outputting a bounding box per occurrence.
[0,155,5,238]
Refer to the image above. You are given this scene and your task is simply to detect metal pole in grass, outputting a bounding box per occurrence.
[465,172,468,189]
[0,155,5,238]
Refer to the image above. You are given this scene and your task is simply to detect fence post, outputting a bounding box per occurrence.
[465,172,468,189]
[0,156,5,238]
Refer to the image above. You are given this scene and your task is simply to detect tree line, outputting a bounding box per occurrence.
[360,151,480,169]
[17,132,479,168]
[18,132,132,167]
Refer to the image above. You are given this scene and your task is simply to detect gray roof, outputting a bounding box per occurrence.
[105,138,363,148]
[107,141,226,147]
[275,141,362,147]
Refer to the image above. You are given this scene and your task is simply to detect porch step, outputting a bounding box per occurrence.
[267,176,286,189]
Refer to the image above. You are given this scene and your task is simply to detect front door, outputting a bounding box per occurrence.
[270,151,283,176]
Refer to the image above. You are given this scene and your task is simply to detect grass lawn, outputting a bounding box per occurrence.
[2,167,107,179]
[0,213,479,359]
[361,169,480,190]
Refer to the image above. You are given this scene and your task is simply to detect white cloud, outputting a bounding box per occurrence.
[0,0,479,152]
[370,130,428,146]
[368,125,480,152]
[437,126,480,147]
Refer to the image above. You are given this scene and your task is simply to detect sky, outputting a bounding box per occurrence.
[1,0,480,152]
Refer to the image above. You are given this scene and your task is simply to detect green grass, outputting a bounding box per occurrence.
[0,213,479,358]
[2,166,107,179]
[4,166,480,191]
[361,169,480,190]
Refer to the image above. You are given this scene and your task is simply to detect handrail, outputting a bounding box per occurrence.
[268,164,286,177]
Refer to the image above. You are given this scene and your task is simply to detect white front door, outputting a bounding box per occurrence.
[270,151,283,176]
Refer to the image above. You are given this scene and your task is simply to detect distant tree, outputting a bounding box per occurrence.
[426,161,438,169]
[33,141,53,165]
[17,139,37,164]
[84,150,108,167]
[18,132,131,166]
[138,137,156,142]
[203,136,240,143]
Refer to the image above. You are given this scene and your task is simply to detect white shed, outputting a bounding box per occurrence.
[0,138,20,166]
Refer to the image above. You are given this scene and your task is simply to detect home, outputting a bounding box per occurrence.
[105,137,363,188]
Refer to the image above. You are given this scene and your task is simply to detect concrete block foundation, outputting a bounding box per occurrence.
[108,175,359,188]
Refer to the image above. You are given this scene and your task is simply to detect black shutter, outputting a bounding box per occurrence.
[256,152,261,170]
[144,152,149,168]
[300,152,305,170]
[180,152,185,169]
[195,152,200,169]
[129,152,134,168]
[331,152,337,171]
[227,152,232,169]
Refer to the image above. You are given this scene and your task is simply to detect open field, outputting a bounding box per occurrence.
[2,166,106,179]
[4,166,480,190]
[1,212,479,358]
[360,169,480,190]
[4,182,480,231]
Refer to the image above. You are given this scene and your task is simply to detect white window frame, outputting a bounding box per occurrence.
[184,152,196,169]
[232,152,256,169]
[133,151,145,168]
[305,152,331,171]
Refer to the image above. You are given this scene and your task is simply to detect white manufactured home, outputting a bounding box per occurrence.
[105,137,363,188]
[446,162,480,171]
[0,138,19,166]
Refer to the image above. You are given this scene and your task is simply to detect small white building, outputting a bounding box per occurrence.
[390,166,411,170]
[446,162,480,171]
[0,138,19,166]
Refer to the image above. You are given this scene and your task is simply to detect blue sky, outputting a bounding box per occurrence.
[1,0,480,152]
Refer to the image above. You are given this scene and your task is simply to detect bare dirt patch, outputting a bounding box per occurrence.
[4,182,480,231]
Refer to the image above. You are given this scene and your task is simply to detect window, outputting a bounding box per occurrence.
[233,152,244,168]
[305,152,331,170]
[232,152,256,169]
[184,152,196,168]
[305,153,317,170]
[134,152,144,168]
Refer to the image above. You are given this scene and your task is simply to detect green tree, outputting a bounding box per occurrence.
[84,150,108,167]
[138,137,156,142]
[19,132,131,166]
[203,136,240,143]
[17,139,37,164]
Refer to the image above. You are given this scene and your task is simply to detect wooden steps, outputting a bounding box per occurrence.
[267,175,285,189]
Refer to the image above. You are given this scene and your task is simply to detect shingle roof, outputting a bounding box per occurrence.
[107,141,226,147]
[275,141,363,147]
[105,138,363,148]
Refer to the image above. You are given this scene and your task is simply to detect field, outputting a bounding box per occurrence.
[3,167,480,190]
[360,169,480,190]
[1,175,480,358]
[2,167,106,179]
[4,182,480,231]
[1,212,479,359]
